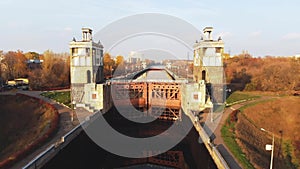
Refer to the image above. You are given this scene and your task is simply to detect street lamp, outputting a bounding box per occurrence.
[186,68,188,79]
[261,128,274,169]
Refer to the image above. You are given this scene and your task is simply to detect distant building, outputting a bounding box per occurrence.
[128,51,143,64]
[27,59,44,64]
[166,62,171,69]
[27,59,43,69]
[142,61,147,69]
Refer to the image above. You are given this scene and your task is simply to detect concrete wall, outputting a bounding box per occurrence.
[83,83,104,110]
[181,81,206,113]
[184,110,230,169]
[70,66,91,84]
[181,81,229,169]
[103,82,113,113]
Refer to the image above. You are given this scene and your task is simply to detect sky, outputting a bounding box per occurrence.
[1,0,300,57]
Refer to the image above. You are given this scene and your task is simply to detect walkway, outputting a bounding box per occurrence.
[0,89,91,169]
[212,96,275,169]
[212,104,244,169]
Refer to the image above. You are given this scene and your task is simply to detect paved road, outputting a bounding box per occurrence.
[0,89,92,169]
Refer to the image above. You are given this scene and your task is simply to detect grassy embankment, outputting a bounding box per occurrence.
[41,91,71,107]
[0,94,59,168]
[222,91,261,169]
[222,92,300,169]
[226,91,260,106]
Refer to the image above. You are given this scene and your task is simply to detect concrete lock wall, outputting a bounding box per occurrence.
[83,83,104,110]
[181,81,229,169]
[181,81,206,113]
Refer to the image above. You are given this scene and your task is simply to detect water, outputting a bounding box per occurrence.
[42,107,217,169]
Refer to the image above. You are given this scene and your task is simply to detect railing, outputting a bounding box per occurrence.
[111,79,188,83]
[212,146,230,169]
[22,145,56,169]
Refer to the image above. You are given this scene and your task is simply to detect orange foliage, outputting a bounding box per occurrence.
[224,55,300,92]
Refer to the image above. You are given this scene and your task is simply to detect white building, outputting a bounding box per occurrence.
[70,28,105,112]
[193,27,225,103]
[193,27,224,84]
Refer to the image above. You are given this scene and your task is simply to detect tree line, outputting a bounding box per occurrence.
[224,53,300,92]
[0,50,70,90]
[2,49,298,93]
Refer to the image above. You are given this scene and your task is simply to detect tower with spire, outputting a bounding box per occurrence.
[69,28,104,112]
[193,27,225,104]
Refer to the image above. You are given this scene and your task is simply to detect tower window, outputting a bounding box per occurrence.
[72,48,78,55]
[92,49,96,57]
[100,57,103,65]
[86,48,90,56]
[73,57,79,66]
[87,70,91,83]
[202,70,206,81]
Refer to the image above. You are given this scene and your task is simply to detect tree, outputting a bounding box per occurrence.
[28,50,70,89]
[115,55,124,66]
[2,50,27,80]
[225,54,300,93]
[25,52,40,60]
[0,50,4,85]
[103,53,115,78]
[114,55,125,75]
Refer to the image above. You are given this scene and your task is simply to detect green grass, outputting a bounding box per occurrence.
[283,141,300,169]
[41,91,71,107]
[221,118,255,169]
[226,91,260,105]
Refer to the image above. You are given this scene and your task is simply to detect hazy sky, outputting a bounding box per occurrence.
[1,0,300,57]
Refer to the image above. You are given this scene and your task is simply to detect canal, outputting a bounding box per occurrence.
[42,106,217,169]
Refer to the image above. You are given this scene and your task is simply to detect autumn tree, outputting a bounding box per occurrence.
[114,55,125,76]
[25,52,40,60]
[115,55,124,65]
[103,53,115,78]
[0,50,4,85]
[224,54,300,93]
[2,50,27,80]
[28,50,70,90]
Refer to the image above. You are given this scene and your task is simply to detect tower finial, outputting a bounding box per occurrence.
[82,28,93,42]
[203,27,213,40]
